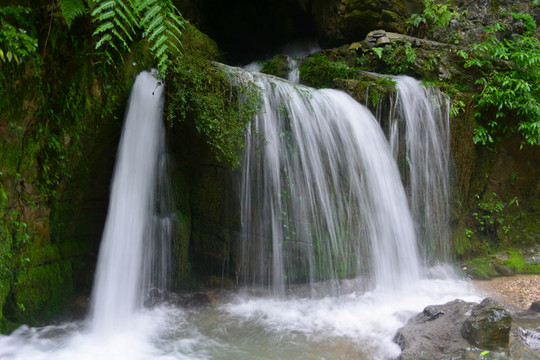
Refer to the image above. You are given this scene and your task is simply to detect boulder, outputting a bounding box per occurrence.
[394,299,476,360]
[461,298,512,350]
[529,301,540,313]
[395,298,513,360]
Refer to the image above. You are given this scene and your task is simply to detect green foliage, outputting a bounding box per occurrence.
[259,55,290,79]
[91,0,185,73]
[463,20,540,146]
[58,0,87,28]
[300,52,359,88]
[450,99,466,117]
[166,55,262,167]
[378,41,417,74]
[408,0,461,31]
[0,6,39,65]
[472,192,519,237]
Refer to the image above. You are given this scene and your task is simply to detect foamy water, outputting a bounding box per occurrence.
[0,277,481,360]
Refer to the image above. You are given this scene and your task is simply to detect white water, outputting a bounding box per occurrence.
[0,277,480,360]
[392,76,451,262]
[0,68,481,360]
[240,74,420,295]
[90,70,171,333]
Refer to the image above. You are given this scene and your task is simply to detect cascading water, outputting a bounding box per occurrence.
[240,74,421,295]
[391,76,451,263]
[91,70,172,333]
[0,66,482,360]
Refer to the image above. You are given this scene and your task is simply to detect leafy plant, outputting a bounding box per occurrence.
[0,6,39,65]
[408,0,461,31]
[377,41,417,75]
[91,0,185,73]
[472,192,518,237]
[463,19,540,146]
[58,0,87,28]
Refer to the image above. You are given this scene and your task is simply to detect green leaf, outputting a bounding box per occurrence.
[58,0,87,28]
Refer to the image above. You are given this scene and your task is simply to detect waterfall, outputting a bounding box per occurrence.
[90,71,172,333]
[239,74,421,295]
[391,76,451,263]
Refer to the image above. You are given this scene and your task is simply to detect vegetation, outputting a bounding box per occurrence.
[166,56,262,167]
[408,0,461,33]
[90,0,185,73]
[461,17,540,146]
[300,52,360,88]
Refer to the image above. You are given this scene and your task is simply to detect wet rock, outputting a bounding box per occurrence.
[394,299,477,360]
[529,301,540,313]
[144,288,222,308]
[395,298,514,359]
[461,298,512,350]
[518,327,540,352]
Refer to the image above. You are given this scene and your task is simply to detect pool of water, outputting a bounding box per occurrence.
[0,276,481,360]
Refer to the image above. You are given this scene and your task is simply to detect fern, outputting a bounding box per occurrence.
[58,0,87,28]
[90,0,184,74]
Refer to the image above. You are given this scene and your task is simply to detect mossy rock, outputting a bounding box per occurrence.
[260,54,291,79]
[503,250,540,274]
[181,22,221,61]
[463,257,498,279]
[6,260,73,324]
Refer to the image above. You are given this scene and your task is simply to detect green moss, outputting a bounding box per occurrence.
[166,54,262,168]
[172,211,192,289]
[260,54,290,79]
[181,22,221,60]
[300,53,360,88]
[503,250,540,274]
[464,257,498,279]
[7,261,72,323]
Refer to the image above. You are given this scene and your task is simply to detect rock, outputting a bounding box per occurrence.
[529,301,540,312]
[395,298,515,359]
[518,327,540,351]
[376,36,391,46]
[494,263,515,276]
[461,298,512,350]
[394,299,477,360]
[307,0,423,46]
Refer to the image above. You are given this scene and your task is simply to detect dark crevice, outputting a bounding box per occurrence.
[185,0,318,64]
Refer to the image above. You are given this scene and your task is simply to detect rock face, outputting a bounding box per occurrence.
[394,298,512,360]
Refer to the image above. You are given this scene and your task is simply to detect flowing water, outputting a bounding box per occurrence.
[0,67,481,359]
[239,74,421,295]
[90,70,173,333]
[390,76,451,263]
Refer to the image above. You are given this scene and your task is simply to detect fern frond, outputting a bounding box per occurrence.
[58,0,87,28]
[90,0,184,74]
[147,24,165,42]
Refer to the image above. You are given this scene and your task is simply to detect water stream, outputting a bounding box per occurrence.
[0,66,481,359]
